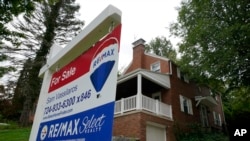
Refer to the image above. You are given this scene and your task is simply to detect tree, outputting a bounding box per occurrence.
[170,0,250,89]
[145,36,177,62]
[170,0,250,139]
[0,0,43,77]
[9,0,84,126]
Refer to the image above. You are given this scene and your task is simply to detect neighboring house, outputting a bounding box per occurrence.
[112,39,225,141]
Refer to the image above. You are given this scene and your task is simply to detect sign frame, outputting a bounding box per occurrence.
[29,5,121,141]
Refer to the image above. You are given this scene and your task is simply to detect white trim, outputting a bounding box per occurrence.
[136,74,142,110]
[219,114,222,126]
[169,61,172,75]
[179,95,184,112]
[213,111,216,124]
[180,95,193,115]
[188,98,193,115]
[147,121,167,129]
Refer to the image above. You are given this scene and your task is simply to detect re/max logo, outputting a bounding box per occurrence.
[93,48,115,68]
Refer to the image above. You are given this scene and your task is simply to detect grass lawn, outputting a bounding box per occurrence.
[0,127,31,141]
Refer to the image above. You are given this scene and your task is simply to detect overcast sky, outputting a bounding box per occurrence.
[77,0,182,70]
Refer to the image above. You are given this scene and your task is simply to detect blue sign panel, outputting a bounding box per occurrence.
[37,102,115,141]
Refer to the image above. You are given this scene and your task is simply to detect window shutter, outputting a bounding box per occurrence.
[184,75,189,83]
[177,68,181,78]
[188,99,193,115]
[218,114,222,126]
[213,111,216,125]
[179,95,184,112]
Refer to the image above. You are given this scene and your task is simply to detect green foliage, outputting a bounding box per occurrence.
[170,2,250,139]
[174,123,229,141]
[223,86,250,139]
[0,0,39,77]
[170,0,250,89]
[0,1,60,77]
[223,86,250,116]
[145,36,177,62]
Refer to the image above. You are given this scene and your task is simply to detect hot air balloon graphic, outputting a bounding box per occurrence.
[90,38,118,96]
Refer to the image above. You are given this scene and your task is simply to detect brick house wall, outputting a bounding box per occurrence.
[125,39,171,75]
[113,112,175,141]
[168,63,200,129]
[123,39,201,129]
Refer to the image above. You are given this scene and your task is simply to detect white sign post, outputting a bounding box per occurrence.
[29,5,121,141]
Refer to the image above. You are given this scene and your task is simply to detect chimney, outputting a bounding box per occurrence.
[132,38,146,47]
[132,38,146,69]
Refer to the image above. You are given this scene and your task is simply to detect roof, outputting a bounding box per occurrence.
[195,96,218,107]
[121,52,172,76]
[118,69,171,89]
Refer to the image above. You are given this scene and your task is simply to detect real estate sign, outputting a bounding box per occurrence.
[29,5,121,141]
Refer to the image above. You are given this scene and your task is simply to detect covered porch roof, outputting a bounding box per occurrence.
[118,69,171,89]
[116,69,171,100]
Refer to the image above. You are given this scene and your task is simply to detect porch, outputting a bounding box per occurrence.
[114,94,172,119]
[115,69,172,119]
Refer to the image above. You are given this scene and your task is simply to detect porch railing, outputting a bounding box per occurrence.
[114,95,172,119]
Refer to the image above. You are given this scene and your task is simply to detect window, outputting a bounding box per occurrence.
[151,62,160,72]
[214,95,219,101]
[183,99,189,113]
[210,90,219,101]
[213,111,222,126]
[152,92,161,101]
[177,67,189,83]
[179,95,193,115]
[200,105,209,127]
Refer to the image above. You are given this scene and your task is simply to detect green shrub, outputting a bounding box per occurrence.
[174,122,229,141]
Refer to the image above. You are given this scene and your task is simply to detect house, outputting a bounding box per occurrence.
[112,38,225,141]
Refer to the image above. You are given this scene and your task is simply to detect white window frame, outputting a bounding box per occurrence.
[179,95,193,115]
[151,61,161,72]
[177,67,189,83]
[152,92,161,101]
[213,111,222,126]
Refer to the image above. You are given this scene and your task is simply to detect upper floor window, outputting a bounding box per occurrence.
[151,62,160,72]
[210,89,219,101]
[180,95,193,115]
[152,92,161,101]
[177,67,189,83]
[215,95,219,101]
[213,111,222,126]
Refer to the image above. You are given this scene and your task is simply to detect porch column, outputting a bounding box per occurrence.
[136,73,142,110]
